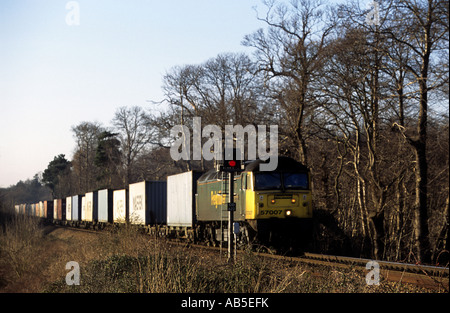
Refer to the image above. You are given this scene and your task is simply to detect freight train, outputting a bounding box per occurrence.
[14,156,313,252]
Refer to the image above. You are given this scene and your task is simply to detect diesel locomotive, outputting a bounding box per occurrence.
[194,156,313,250]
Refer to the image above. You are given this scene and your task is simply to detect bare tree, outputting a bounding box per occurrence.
[71,121,103,193]
[112,106,154,185]
[388,0,448,262]
[243,0,334,165]
[155,53,268,171]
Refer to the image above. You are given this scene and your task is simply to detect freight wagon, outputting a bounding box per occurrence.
[98,189,114,223]
[166,171,203,239]
[66,196,72,221]
[113,189,128,223]
[129,181,166,225]
[71,195,83,223]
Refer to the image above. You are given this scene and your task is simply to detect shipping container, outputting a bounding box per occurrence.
[66,196,72,220]
[167,171,203,227]
[53,199,66,220]
[39,201,44,217]
[113,189,128,223]
[53,200,57,219]
[129,181,166,225]
[84,191,98,222]
[81,196,86,221]
[98,189,113,223]
[71,195,83,221]
[44,200,53,219]
[14,204,20,214]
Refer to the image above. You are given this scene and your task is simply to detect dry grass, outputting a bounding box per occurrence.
[0,214,44,291]
[0,213,442,293]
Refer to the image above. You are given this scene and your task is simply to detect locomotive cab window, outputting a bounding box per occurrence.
[284,173,309,190]
[254,172,282,190]
[254,172,309,191]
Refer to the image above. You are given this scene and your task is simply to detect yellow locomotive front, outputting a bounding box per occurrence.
[242,171,312,220]
[241,160,312,220]
[238,157,313,251]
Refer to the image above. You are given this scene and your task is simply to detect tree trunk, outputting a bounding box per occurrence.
[413,48,431,263]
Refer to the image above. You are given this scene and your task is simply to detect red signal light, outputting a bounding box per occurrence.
[228,160,236,167]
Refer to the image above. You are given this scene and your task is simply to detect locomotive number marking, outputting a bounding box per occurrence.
[260,210,282,215]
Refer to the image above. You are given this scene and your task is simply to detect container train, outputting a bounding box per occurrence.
[14,156,313,251]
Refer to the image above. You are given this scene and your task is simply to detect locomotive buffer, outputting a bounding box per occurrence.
[220,158,242,263]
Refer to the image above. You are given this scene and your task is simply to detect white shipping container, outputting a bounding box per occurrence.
[129,181,166,225]
[53,199,58,219]
[81,196,86,221]
[129,182,146,225]
[84,191,98,222]
[167,171,201,227]
[66,196,72,221]
[113,189,128,223]
[39,201,44,217]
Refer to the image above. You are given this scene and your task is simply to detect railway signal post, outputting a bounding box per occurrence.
[220,158,242,263]
[227,174,236,263]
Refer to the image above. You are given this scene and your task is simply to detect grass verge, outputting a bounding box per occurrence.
[0,213,442,293]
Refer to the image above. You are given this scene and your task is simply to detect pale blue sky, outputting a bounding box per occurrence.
[0,0,264,187]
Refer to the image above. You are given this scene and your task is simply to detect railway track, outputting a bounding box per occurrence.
[49,222,449,291]
[177,241,449,291]
[254,251,449,291]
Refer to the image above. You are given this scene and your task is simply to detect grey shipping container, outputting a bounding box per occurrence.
[167,171,203,227]
[98,189,114,223]
[129,181,167,225]
[71,195,83,221]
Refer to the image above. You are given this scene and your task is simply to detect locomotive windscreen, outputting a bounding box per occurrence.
[283,173,308,189]
[254,172,309,190]
[254,172,282,190]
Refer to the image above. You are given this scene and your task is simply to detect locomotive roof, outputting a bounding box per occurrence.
[198,156,308,182]
[244,156,308,173]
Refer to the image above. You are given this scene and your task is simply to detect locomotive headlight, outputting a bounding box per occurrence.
[271,199,276,204]
[286,209,292,216]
